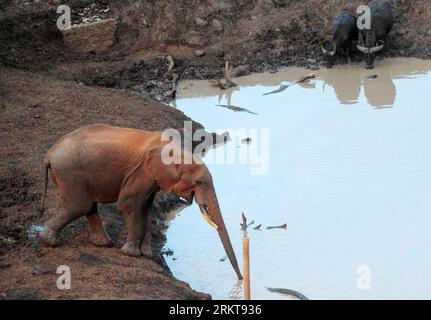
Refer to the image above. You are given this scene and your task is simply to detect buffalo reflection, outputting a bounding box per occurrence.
[321,61,396,108]
[322,66,362,105]
[321,59,431,109]
[363,64,396,109]
[176,58,431,110]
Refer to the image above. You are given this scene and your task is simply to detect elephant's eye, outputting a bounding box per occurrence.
[196,179,203,185]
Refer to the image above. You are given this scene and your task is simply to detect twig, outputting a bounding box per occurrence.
[224,60,238,87]
[263,73,316,96]
[266,223,287,230]
[241,212,247,231]
[210,61,238,90]
[166,55,175,72]
[240,212,254,230]
[297,73,316,83]
[216,104,257,115]
[266,287,309,300]
[164,73,179,99]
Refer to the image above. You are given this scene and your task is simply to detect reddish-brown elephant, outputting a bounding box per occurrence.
[38,124,242,280]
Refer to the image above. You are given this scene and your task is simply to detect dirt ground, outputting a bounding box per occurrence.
[0,67,210,299]
[1,0,430,102]
[1,0,431,299]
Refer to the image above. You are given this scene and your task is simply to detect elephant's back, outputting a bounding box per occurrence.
[46,124,161,172]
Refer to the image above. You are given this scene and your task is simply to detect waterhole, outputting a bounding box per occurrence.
[165,58,431,299]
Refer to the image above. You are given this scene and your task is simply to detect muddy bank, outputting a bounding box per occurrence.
[1,0,431,299]
[0,66,210,299]
[1,0,431,102]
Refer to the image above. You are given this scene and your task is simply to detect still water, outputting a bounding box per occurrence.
[165,58,431,299]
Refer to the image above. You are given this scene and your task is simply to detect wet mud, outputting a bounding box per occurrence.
[1,0,431,299]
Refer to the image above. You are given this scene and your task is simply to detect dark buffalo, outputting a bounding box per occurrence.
[322,11,358,68]
[357,0,393,69]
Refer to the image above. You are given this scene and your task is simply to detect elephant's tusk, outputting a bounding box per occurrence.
[199,205,218,229]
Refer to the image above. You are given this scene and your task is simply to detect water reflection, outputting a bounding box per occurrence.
[322,67,361,105]
[228,281,243,300]
[363,66,396,109]
[169,58,431,300]
[178,58,431,109]
[217,87,239,105]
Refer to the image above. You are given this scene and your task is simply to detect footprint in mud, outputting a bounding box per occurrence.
[0,288,41,300]
[79,253,110,266]
[32,263,50,275]
[27,225,44,239]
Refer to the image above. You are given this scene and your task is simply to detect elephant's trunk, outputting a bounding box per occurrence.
[201,192,243,280]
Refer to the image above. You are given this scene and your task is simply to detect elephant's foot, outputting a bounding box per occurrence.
[140,244,153,259]
[38,226,58,247]
[89,232,113,247]
[121,241,142,257]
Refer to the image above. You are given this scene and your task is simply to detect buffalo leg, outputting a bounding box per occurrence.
[86,203,113,247]
[347,47,353,64]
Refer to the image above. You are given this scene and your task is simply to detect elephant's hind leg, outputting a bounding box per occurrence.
[86,203,113,247]
[39,182,94,247]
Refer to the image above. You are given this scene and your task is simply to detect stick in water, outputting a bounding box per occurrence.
[242,211,251,300]
[243,237,250,300]
[240,212,254,230]
[266,287,309,300]
[266,223,287,230]
[241,212,247,231]
[263,73,316,96]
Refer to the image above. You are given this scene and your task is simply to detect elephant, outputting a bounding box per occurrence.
[37,124,243,280]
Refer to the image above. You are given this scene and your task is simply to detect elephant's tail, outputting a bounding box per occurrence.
[36,160,50,218]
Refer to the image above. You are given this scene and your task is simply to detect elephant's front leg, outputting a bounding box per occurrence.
[120,207,144,257]
[117,176,157,257]
[140,193,156,258]
[117,197,146,257]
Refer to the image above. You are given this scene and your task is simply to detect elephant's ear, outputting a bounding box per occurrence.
[146,146,182,192]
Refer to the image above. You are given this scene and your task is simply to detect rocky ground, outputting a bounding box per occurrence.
[1,0,430,299]
[1,0,430,102]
